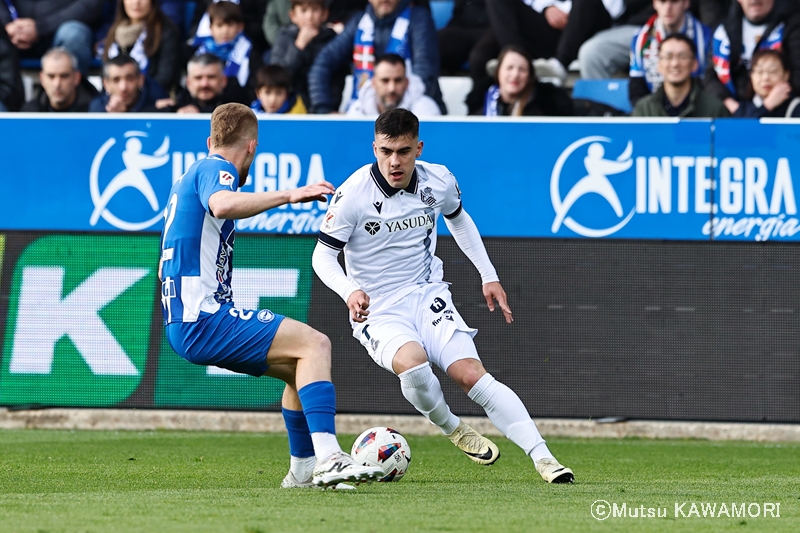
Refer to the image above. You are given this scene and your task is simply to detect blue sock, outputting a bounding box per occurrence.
[282,408,315,458]
[297,381,336,435]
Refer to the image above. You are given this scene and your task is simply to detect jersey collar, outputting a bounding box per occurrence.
[370,162,419,198]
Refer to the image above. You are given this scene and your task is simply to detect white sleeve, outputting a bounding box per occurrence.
[526,0,555,14]
[412,96,442,116]
[312,242,361,303]
[443,209,499,284]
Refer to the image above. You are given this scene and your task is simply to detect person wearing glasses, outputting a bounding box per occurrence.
[733,48,800,117]
[633,33,729,116]
[628,0,711,107]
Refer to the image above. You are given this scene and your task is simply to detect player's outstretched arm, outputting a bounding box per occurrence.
[209,182,335,219]
[312,242,370,322]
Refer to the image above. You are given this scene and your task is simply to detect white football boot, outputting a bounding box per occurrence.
[280,471,355,490]
[311,451,382,488]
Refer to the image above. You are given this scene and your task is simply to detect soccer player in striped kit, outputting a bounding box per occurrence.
[159,103,382,488]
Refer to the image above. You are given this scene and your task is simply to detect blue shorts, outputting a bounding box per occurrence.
[166,304,285,377]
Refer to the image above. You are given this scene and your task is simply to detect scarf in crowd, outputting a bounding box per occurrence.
[484,85,533,116]
[108,25,149,74]
[194,0,240,39]
[631,12,710,92]
[712,21,784,97]
[483,85,501,116]
[351,7,411,101]
[3,0,18,20]
[250,93,302,114]
[195,32,252,87]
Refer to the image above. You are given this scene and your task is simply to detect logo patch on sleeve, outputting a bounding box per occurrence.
[321,212,336,232]
[219,171,235,187]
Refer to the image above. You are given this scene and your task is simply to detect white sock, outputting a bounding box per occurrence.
[310,432,342,463]
[399,362,461,435]
[290,456,315,481]
[467,373,555,462]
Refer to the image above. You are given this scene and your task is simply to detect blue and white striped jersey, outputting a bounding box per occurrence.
[159,154,239,324]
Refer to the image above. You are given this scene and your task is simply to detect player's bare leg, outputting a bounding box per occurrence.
[266,319,381,487]
[392,341,499,465]
[444,333,574,483]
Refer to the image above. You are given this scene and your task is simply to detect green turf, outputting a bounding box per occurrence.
[0,429,797,533]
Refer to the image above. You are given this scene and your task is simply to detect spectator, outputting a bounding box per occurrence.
[697,0,731,30]
[94,0,186,48]
[250,64,307,113]
[633,33,729,116]
[190,0,268,60]
[629,0,711,106]
[705,0,800,115]
[578,1,680,81]
[90,54,159,111]
[0,25,23,111]
[734,48,800,116]
[263,0,292,48]
[102,0,182,97]
[484,45,572,116]
[533,0,654,83]
[438,0,491,75]
[194,1,259,90]
[22,47,97,111]
[160,53,248,112]
[1,0,103,75]
[308,0,444,114]
[466,0,652,112]
[347,52,440,115]
[269,0,337,107]
[327,0,369,31]
[263,0,366,47]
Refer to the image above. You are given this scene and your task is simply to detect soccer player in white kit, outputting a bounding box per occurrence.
[312,109,574,483]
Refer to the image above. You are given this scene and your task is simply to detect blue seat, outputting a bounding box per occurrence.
[20,58,43,70]
[20,57,103,71]
[571,78,632,114]
[430,0,455,31]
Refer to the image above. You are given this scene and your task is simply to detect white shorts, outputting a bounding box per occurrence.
[352,283,478,374]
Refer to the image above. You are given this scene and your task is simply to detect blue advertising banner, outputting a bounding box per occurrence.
[0,115,798,240]
[711,119,800,242]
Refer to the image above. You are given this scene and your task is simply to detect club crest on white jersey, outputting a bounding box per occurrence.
[318,161,462,304]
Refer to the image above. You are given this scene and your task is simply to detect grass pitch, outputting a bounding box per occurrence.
[0,429,798,533]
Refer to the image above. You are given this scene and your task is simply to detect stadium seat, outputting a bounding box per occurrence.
[439,76,471,116]
[571,78,632,114]
[430,0,454,31]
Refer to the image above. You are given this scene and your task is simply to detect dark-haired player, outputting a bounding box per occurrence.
[313,108,574,484]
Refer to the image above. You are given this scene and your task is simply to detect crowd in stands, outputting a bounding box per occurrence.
[1,0,799,117]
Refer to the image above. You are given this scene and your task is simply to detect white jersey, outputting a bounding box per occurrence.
[317,160,462,308]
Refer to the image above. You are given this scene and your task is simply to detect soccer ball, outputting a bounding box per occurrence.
[351,427,411,482]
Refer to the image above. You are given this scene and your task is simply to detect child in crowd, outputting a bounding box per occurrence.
[251,65,307,114]
[194,1,259,90]
[269,0,336,109]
